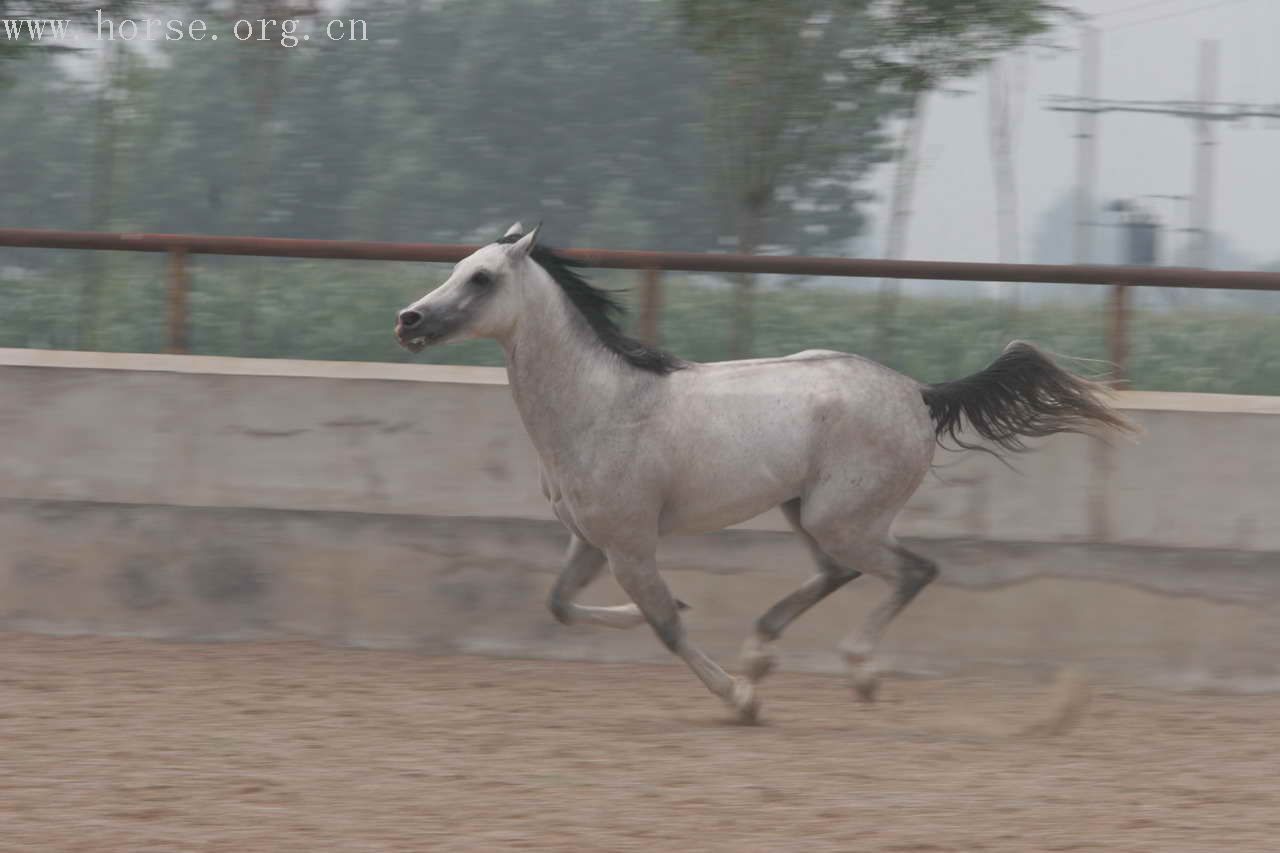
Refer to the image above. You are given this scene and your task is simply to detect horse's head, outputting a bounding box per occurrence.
[395,222,540,352]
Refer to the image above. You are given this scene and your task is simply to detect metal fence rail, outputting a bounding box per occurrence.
[4,227,1280,373]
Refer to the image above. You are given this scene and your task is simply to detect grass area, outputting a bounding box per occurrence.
[2,257,1278,395]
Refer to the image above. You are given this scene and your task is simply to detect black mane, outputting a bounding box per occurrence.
[498,233,686,375]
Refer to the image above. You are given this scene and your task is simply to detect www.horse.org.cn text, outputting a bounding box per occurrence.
[0,12,369,48]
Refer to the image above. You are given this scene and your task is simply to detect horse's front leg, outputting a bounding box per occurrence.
[547,534,644,629]
[607,545,758,723]
[548,534,687,629]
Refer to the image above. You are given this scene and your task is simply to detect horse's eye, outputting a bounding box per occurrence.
[471,271,493,287]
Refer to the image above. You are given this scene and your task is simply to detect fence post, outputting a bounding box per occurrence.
[637,268,663,345]
[166,248,189,354]
[1108,283,1129,384]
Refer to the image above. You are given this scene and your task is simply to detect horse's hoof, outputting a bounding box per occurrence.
[740,638,776,683]
[842,647,879,703]
[851,672,880,703]
[730,678,761,724]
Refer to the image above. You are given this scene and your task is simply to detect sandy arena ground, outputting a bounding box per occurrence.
[2,633,1279,852]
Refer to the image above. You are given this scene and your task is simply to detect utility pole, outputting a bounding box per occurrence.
[875,88,929,362]
[1049,38,1280,270]
[1190,39,1218,268]
[878,90,929,298]
[987,57,1023,263]
[988,53,1029,306]
[1074,26,1100,265]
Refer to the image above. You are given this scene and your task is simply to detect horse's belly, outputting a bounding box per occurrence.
[659,502,781,535]
[659,468,800,535]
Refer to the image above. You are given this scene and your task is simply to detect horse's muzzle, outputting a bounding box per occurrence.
[395,309,430,352]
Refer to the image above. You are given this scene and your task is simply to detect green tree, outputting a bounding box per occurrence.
[404,0,715,250]
[871,1,1068,87]
[2,0,726,351]
[677,1,905,355]
[677,1,1069,357]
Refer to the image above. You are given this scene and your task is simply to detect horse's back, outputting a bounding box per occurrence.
[655,349,935,534]
[685,348,931,437]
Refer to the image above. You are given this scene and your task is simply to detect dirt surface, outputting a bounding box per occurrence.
[2,633,1279,852]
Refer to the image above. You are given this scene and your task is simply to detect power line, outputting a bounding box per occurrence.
[1049,40,1280,268]
[1047,96,1280,121]
[1104,0,1254,31]
[1095,0,1195,19]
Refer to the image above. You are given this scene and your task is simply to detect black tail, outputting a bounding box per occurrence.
[921,341,1137,454]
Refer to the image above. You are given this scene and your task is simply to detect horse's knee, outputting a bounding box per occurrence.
[547,591,573,625]
[894,546,938,593]
[911,555,939,587]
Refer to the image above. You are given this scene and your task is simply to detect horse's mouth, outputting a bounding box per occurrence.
[397,333,428,353]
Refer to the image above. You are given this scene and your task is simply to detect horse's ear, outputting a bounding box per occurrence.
[502,222,524,239]
[506,222,541,258]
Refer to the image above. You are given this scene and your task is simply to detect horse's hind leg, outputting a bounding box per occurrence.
[826,539,938,702]
[548,534,686,630]
[609,546,759,723]
[740,499,862,685]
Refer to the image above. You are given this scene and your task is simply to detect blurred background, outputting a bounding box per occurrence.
[2,0,1278,390]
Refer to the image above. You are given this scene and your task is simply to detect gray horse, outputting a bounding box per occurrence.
[395,223,1133,722]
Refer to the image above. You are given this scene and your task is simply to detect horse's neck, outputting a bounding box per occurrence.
[501,293,635,469]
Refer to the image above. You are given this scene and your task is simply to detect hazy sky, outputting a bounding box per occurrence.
[864,0,1280,268]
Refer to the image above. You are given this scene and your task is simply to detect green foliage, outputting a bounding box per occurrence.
[657,281,1280,394]
[673,0,1070,252]
[1,0,719,251]
[0,3,624,246]
[870,0,1074,91]
[675,0,902,252]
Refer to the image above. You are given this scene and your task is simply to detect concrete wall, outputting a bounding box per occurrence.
[2,348,1278,688]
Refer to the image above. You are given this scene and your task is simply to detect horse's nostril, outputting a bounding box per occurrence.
[399,310,423,329]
